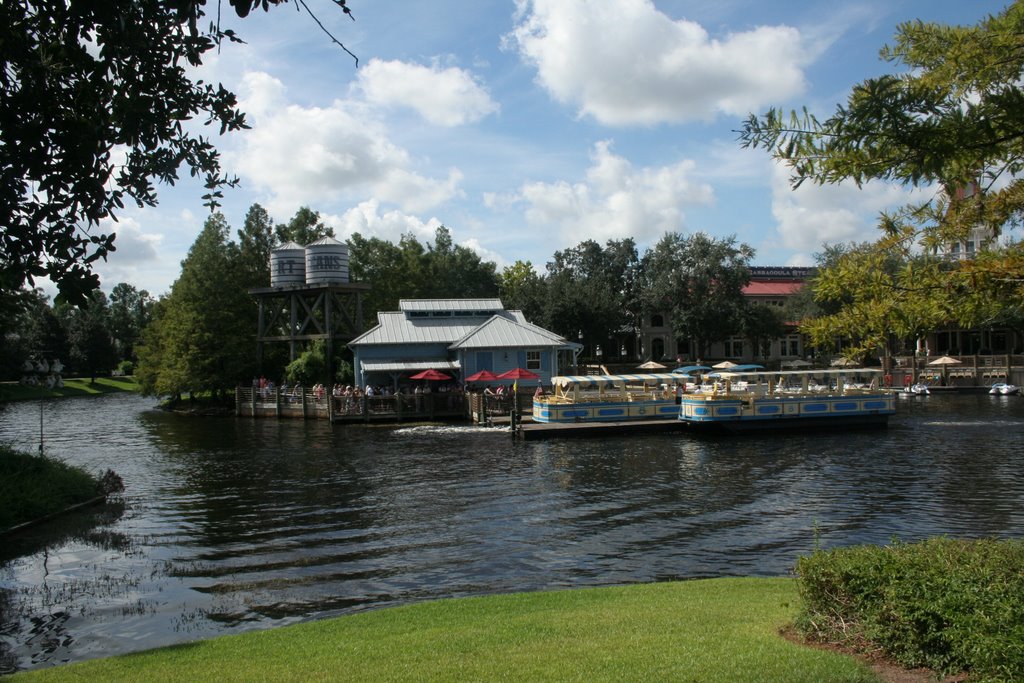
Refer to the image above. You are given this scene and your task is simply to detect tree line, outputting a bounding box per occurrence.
[124,204,778,400]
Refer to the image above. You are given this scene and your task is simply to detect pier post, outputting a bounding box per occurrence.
[275,386,281,418]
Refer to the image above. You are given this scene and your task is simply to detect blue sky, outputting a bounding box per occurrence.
[86,0,1011,297]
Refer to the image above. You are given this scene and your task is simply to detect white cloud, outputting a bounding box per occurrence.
[769,162,916,251]
[509,0,811,125]
[231,72,463,214]
[324,199,443,245]
[90,216,169,293]
[355,58,498,126]
[508,140,713,243]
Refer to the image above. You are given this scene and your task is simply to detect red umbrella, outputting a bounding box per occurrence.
[465,369,499,382]
[409,369,451,381]
[497,367,540,380]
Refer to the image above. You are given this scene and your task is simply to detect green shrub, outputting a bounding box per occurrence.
[795,537,1024,682]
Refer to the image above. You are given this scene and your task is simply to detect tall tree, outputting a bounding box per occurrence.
[65,291,116,381]
[422,226,499,300]
[238,203,276,288]
[348,232,414,323]
[1,0,353,305]
[544,239,637,355]
[639,232,754,359]
[136,213,255,398]
[275,207,335,246]
[739,2,1024,346]
[499,261,547,325]
[348,227,500,326]
[108,282,154,363]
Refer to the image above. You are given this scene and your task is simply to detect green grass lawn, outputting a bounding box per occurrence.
[0,376,140,402]
[8,578,879,682]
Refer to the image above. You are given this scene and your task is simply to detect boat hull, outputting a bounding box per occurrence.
[678,393,895,433]
[532,398,679,423]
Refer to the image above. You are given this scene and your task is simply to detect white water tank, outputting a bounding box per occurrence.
[269,241,306,287]
[305,236,349,284]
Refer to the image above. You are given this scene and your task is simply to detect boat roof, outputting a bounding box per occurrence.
[715,368,883,379]
[671,365,712,375]
[551,373,686,388]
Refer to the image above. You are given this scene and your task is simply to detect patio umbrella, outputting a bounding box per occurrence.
[781,359,812,368]
[497,367,540,380]
[636,360,667,370]
[409,369,451,381]
[464,369,499,383]
[928,355,961,385]
[830,357,858,367]
[712,360,738,369]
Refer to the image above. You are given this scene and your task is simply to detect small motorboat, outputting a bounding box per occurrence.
[989,382,1020,396]
[905,383,930,396]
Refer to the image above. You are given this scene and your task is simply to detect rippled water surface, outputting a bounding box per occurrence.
[1,392,1022,673]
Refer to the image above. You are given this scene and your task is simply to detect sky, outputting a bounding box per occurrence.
[80,0,1012,298]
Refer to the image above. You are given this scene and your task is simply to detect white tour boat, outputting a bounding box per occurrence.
[678,368,896,432]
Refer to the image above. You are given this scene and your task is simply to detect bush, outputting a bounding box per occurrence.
[795,537,1024,682]
[117,359,135,376]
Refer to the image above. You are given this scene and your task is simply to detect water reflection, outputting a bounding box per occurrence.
[0,392,1022,673]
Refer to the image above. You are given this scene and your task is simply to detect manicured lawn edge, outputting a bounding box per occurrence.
[6,578,879,682]
[0,376,140,402]
[0,446,106,532]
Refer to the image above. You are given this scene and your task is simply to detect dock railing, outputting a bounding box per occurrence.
[236,386,467,422]
[890,353,1022,387]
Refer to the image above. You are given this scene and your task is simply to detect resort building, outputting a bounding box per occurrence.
[636,267,812,366]
[349,299,581,390]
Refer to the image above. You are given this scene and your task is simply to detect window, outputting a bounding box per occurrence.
[785,334,801,357]
[526,350,541,370]
[651,314,664,328]
[725,337,743,358]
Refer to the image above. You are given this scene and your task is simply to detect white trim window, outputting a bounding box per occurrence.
[526,350,541,370]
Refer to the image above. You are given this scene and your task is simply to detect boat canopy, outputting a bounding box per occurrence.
[551,372,687,388]
[715,368,882,380]
[720,364,764,372]
[671,365,712,375]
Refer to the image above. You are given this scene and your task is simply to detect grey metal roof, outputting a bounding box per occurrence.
[350,311,516,345]
[399,298,504,313]
[361,359,460,372]
[350,300,561,348]
[450,315,570,350]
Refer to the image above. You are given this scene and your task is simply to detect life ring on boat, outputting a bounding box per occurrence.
[883,374,892,387]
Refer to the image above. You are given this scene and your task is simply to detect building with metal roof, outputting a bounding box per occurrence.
[349,299,581,389]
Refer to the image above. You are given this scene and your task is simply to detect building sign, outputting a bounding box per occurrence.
[749,266,815,280]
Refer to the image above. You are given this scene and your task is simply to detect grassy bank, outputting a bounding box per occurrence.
[0,446,104,531]
[0,376,140,402]
[6,578,879,682]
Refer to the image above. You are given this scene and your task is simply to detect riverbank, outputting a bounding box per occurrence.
[0,445,110,532]
[5,578,885,682]
[0,376,140,402]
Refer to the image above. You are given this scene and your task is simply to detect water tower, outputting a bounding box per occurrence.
[251,237,370,376]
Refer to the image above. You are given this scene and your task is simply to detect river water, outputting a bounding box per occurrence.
[1,392,1022,673]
